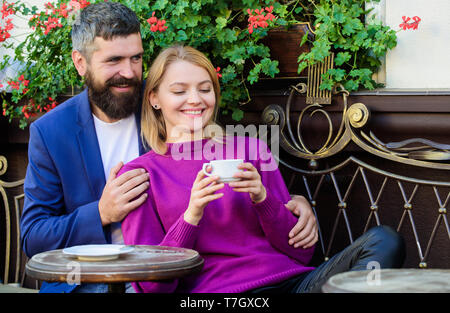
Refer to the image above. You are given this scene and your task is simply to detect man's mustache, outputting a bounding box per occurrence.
[105,76,141,88]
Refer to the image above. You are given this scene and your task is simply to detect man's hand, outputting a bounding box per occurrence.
[286,195,318,249]
[98,162,149,226]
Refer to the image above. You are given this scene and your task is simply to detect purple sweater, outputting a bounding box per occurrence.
[120,136,315,293]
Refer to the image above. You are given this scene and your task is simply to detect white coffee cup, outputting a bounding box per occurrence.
[202,159,244,183]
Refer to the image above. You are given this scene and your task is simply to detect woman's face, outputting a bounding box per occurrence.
[150,60,216,143]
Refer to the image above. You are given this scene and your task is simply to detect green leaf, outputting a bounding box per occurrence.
[349,68,372,79]
[320,73,334,90]
[297,52,310,69]
[344,79,359,91]
[175,30,188,42]
[300,33,309,47]
[363,79,375,90]
[216,17,227,30]
[310,39,331,62]
[328,68,346,82]
[232,108,244,121]
[333,8,345,24]
[221,65,237,84]
[216,28,237,43]
[153,0,169,10]
[334,52,351,66]
[349,4,364,17]
[225,46,246,65]
[316,5,331,20]
[297,61,308,74]
[246,43,269,58]
[191,1,201,11]
[248,64,262,84]
[260,58,279,77]
[342,17,363,36]
[276,18,288,27]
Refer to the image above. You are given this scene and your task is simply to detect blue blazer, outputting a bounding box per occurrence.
[20,89,146,293]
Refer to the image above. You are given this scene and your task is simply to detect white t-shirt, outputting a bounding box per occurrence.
[93,113,139,244]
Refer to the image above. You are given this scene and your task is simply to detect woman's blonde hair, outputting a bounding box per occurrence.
[141,45,222,154]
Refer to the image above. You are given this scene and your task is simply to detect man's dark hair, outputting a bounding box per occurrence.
[71,1,140,60]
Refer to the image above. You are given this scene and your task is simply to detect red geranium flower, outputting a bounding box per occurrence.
[215,67,222,79]
[410,16,421,30]
[399,15,421,31]
[147,12,168,32]
[1,1,15,19]
[247,6,276,34]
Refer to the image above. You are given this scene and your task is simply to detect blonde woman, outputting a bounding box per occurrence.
[119,45,405,293]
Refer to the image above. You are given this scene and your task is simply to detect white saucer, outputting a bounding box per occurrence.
[62,244,134,261]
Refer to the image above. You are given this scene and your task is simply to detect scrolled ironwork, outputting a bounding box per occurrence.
[263,83,370,163]
[346,102,369,129]
[0,156,7,176]
[0,156,25,285]
[262,80,450,268]
[267,78,450,171]
[261,104,285,129]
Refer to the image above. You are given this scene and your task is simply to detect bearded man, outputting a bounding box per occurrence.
[20,2,149,293]
[20,1,318,294]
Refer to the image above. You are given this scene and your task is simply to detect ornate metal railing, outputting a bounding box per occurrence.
[0,155,26,285]
[261,67,450,268]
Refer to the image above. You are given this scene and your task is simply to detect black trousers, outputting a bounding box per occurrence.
[250,225,406,293]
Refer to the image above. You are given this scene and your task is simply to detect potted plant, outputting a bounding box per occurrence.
[297,0,398,92]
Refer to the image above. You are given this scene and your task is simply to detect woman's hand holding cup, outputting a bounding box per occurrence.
[184,168,225,226]
[228,162,267,204]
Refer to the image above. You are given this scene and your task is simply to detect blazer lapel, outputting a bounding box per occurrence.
[75,90,106,199]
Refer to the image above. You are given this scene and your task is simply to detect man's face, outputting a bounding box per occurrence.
[84,33,144,121]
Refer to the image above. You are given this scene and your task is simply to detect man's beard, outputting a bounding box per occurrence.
[85,70,142,120]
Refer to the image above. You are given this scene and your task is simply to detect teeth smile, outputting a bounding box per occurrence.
[183,110,202,115]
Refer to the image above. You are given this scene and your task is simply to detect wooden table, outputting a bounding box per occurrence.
[322,269,450,293]
[25,245,204,293]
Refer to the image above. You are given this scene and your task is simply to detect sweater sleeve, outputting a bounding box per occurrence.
[119,162,200,293]
[251,139,314,265]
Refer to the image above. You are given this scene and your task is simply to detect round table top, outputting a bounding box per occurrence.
[25,245,204,283]
[322,269,450,293]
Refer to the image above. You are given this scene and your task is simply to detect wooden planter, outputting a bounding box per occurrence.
[262,22,315,78]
